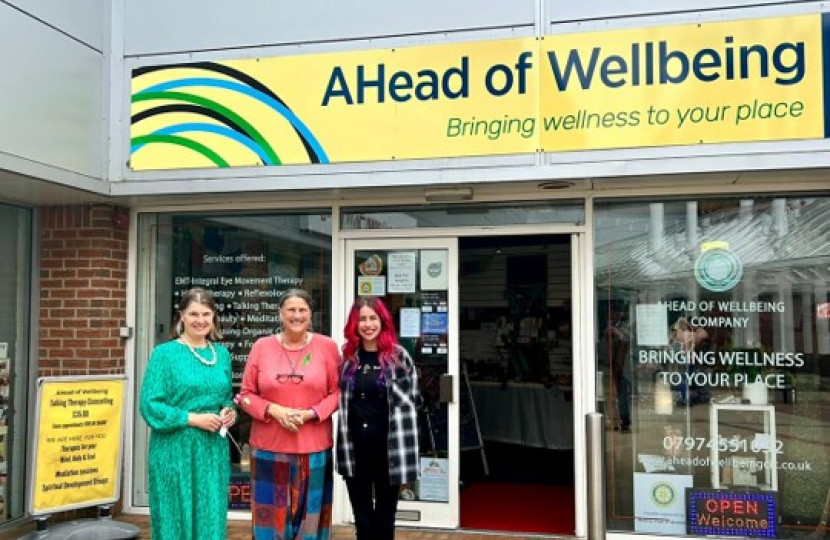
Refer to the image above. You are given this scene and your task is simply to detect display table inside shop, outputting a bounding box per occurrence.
[469,381,573,450]
[709,403,778,491]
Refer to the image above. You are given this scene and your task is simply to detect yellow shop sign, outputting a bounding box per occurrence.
[129,13,823,170]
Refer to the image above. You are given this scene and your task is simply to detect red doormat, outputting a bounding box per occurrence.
[460,482,575,535]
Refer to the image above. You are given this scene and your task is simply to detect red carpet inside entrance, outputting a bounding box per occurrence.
[460,482,575,535]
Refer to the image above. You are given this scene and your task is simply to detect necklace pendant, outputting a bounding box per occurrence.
[279,335,310,376]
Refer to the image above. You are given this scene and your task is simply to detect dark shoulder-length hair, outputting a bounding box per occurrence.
[170,287,223,340]
[279,288,313,310]
[342,297,400,373]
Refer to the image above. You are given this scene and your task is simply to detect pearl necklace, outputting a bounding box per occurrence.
[179,338,217,366]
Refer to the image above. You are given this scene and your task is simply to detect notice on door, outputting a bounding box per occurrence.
[420,250,448,291]
[387,251,417,293]
[418,457,449,502]
[29,376,126,515]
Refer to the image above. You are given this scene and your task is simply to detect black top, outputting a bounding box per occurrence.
[349,349,389,434]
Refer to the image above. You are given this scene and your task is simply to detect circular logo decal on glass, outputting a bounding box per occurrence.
[695,246,743,292]
[652,482,676,507]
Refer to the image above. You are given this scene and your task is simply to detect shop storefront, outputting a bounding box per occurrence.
[126,192,830,538]
[129,201,591,534]
[595,196,830,538]
[4,2,823,539]
[118,3,830,536]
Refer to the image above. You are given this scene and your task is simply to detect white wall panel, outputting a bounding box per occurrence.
[124,0,535,56]
[7,0,104,50]
[0,3,104,178]
[548,0,810,22]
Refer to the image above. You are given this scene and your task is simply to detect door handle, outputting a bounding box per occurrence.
[439,374,454,403]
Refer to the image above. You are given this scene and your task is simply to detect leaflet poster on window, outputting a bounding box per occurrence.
[358,276,386,297]
[399,308,422,338]
[387,251,417,293]
[420,334,448,355]
[420,291,448,313]
[420,250,448,291]
[422,312,449,335]
[418,457,449,502]
[636,304,669,346]
[634,472,693,534]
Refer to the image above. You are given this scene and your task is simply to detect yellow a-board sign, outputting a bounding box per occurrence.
[29,376,126,515]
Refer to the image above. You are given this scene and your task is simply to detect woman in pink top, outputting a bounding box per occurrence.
[237,289,340,540]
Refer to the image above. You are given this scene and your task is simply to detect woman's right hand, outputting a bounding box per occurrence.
[266,403,300,433]
[187,412,224,433]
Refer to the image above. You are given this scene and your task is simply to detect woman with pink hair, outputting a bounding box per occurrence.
[336,297,422,540]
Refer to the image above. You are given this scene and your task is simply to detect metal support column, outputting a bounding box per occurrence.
[586,412,606,540]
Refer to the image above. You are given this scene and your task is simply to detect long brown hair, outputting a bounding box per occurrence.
[171,287,223,340]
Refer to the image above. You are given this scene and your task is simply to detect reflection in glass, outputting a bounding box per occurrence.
[353,249,450,503]
[595,196,830,538]
[133,210,333,510]
[0,204,32,523]
[342,201,585,229]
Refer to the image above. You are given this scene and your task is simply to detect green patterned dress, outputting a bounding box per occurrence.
[140,340,233,540]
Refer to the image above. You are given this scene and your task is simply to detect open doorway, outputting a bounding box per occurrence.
[458,234,576,535]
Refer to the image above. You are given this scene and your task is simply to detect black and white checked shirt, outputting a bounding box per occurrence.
[336,345,422,484]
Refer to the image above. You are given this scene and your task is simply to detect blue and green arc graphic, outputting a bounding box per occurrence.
[130,62,329,167]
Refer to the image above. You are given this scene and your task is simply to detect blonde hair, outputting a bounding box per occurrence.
[673,317,691,332]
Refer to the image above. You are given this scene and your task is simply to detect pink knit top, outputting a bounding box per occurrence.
[238,333,340,454]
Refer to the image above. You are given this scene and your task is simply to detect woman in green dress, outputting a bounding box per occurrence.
[140,288,237,540]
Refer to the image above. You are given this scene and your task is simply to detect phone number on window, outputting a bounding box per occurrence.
[663,436,783,454]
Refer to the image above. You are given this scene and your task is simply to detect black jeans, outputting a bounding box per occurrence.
[345,424,400,540]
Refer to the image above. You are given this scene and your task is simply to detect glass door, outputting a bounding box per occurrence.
[344,237,460,528]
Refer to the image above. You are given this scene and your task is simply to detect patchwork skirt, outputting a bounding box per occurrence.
[251,448,334,540]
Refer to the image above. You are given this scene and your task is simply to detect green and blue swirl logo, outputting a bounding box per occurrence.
[130,62,328,169]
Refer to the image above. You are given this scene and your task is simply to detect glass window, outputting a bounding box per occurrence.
[0,203,32,523]
[341,201,585,229]
[133,210,332,510]
[351,248,453,505]
[595,195,830,538]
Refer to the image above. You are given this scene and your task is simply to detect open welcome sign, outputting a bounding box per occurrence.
[687,489,777,538]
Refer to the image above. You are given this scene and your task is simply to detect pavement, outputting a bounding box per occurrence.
[0,514,546,540]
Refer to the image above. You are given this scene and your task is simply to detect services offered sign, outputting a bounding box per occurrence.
[29,376,126,515]
[130,13,824,170]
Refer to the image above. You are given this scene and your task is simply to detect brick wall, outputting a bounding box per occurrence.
[39,205,129,377]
